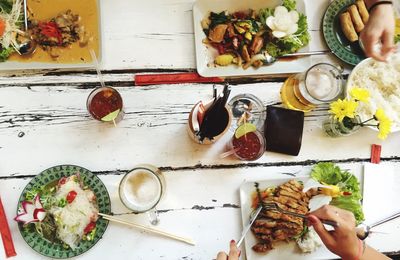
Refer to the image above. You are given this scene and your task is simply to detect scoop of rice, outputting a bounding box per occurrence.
[347,54,400,130]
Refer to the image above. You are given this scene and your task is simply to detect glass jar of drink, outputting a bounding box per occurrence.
[281,63,344,112]
[87,86,124,123]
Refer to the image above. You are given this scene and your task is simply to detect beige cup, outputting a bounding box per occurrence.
[187,101,232,144]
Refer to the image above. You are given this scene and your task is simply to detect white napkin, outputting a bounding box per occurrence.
[362,163,400,226]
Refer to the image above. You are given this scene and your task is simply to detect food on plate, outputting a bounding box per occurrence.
[250,180,318,253]
[309,162,364,223]
[339,12,358,42]
[249,163,363,254]
[339,0,370,42]
[0,0,99,64]
[201,0,310,69]
[348,5,364,33]
[29,10,90,59]
[15,174,99,250]
[0,0,23,61]
[355,0,369,24]
[347,54,400,130]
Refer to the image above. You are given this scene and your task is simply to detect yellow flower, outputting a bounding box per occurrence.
[375,108,392,140]
[349,87,370,103]
[329,99,358,122]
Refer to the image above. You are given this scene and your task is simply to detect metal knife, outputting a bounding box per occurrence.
[237,206,263,247]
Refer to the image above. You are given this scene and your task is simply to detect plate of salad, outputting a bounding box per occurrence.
[239,162,364,260]
[14,165,111,259]
[193,0,311,77]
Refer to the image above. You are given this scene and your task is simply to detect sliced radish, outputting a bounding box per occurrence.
[14,194,47,225]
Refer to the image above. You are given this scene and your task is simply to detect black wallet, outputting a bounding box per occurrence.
[264,106,304,156]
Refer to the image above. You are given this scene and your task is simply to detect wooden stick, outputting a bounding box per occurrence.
[98,213,195,246]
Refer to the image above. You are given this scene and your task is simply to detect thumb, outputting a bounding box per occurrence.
[308,215,336,248]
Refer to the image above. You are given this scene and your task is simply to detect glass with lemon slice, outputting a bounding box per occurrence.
[87,86,124,123]
[227,123,265,161]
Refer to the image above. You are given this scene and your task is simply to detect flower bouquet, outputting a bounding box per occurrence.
[323,88,392,139]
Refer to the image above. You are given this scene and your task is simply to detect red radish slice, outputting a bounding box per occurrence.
[14,195,46,225]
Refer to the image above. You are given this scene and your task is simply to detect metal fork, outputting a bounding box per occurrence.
[263,202,338,227]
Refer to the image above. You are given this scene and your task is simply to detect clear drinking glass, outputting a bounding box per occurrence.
[87,86,124,123]
[119,165,165,225]
[227,129,266,161]
[296,63,344,105]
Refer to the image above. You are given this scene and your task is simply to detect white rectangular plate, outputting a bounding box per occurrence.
[193,0,311,77]
[239,177,337,260]
[0,0,101,70]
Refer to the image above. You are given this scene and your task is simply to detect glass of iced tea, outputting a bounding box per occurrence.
[87,86,124,123]
[281,63,343,111]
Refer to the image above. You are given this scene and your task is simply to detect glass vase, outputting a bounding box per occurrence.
[323,116,361,137]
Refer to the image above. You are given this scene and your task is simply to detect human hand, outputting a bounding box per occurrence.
[215,240,240,260]
[360,4,396,61]
[307,205,359,260]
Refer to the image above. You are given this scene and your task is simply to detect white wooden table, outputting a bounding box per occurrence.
[1,0,400,259]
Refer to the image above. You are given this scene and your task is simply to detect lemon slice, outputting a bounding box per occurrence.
[101,109,120,122]
[235,123,257,139]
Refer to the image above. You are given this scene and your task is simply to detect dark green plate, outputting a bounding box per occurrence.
[322,0,366,66]
[16,165,111,259]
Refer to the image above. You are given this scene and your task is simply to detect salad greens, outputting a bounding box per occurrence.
[259,0,310,57]
[311,162,364,224]
[0,0,13,13]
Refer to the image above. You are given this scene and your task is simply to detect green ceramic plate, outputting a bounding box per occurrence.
[16,165,111,259]
[322,0,366,66]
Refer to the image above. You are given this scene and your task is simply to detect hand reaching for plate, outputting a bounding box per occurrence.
[308,205,390,260]
[360,2,396,61]
[215,240,240,260]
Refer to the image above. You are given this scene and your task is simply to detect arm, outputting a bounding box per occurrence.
[360,0,396,61]
[308,205,390,260]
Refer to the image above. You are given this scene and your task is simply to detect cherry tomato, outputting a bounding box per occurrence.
[66,191,77,204]
[84,222,96,234]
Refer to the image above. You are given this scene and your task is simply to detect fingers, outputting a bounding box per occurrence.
[380,30,395,59]
[228,240,240,260]
[216,252,228,260]
[360,31,385,61]
[308,214,336,249]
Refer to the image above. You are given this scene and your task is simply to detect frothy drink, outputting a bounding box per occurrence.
[120,169,162,212]
[305,70,339,100]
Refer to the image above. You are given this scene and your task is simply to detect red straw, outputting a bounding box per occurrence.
[135,72,224,86]
[0,197,17,258]
[371,144,382,164]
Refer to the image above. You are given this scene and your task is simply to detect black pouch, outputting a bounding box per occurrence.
[264,106,304,156]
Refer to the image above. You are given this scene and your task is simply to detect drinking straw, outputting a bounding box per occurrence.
[89,49,106,89]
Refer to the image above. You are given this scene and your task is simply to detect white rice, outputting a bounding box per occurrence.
[347,54,400,130]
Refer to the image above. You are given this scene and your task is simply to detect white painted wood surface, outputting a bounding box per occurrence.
[1,0,400,259]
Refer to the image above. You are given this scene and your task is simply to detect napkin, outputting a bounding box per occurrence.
[362,163,400,226]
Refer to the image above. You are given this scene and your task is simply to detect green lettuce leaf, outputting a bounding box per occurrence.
[282,0,297,11]
[311,162,364,224]
[0,47,14,62]
[0,0,13,13]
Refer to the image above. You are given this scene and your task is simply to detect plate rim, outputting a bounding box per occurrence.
[16,164,111,259]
